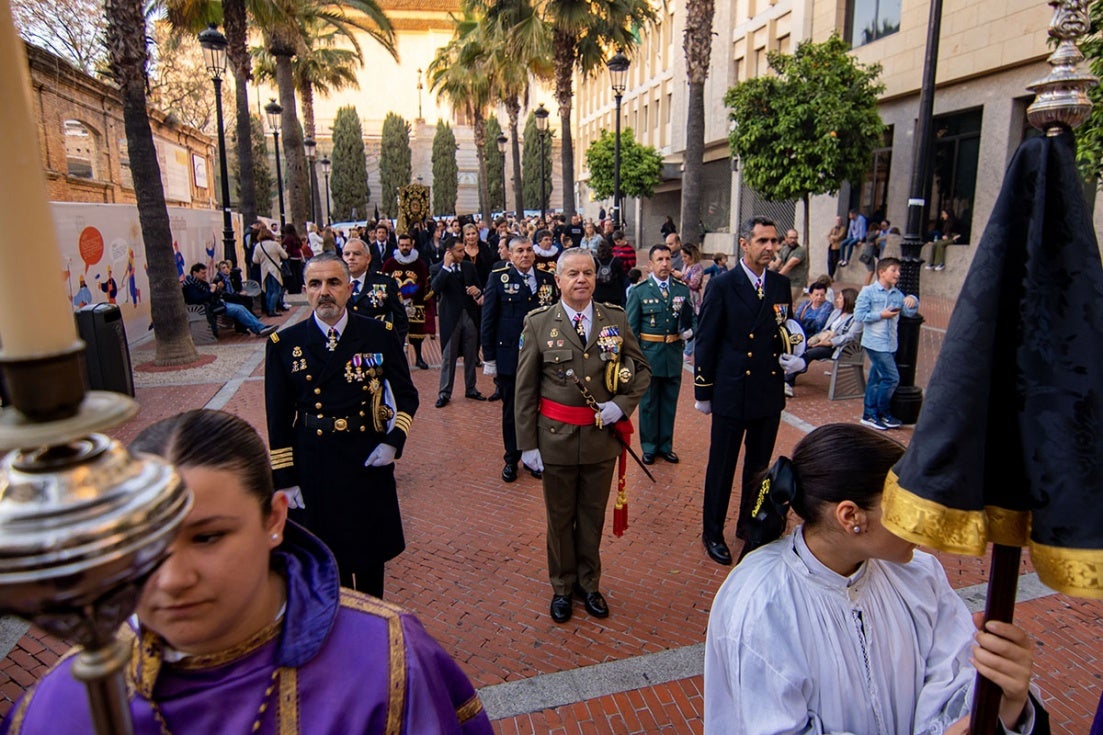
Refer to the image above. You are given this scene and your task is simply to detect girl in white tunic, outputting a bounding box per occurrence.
[704,424,1045,735]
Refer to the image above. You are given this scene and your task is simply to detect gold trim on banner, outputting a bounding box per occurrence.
[881,471,987,556]
[1030,541,1103,599]
[985,505,1030,547]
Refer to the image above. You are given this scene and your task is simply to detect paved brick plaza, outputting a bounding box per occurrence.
[0,286,1100,733]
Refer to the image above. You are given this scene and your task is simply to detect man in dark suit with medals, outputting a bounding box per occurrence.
[515,249,650,623]
[694,216,791,566]
[481,235,558,483]
[626,243,696,465]
[342,237,409,342]
[264,253,418,597]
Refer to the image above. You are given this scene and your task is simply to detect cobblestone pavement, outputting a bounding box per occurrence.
[1,287,1100,733]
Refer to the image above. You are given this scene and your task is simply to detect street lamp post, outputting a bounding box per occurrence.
[303,137,317,225]
[535,104,549,221]
[320,156,331,226]
[496,133,508,215]
[264,99,285,228]
[198,25,236,266]
[606,51,630,230]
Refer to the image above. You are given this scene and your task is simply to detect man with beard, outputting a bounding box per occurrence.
[264,253,418,597]
[382,233,432,370]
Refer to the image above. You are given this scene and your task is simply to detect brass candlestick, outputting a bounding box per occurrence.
[0,347,192,735]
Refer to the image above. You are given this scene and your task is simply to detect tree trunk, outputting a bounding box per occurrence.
[554,30,575,217]
[274,50,309,231]
[507,97,523,216]
[802,192,810,249]
[473,111,491,224]
[224,0,255,228]
[680,0,714,248]
[681,80,705,246]
[104,0,197,366]
[300,81,323,225]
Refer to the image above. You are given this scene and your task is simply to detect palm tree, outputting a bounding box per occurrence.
[105,0,198,365]
[429,12,493,223]
[260,0,396,230]
[253,21,363,223]
[535,0,657,218]
[164,0,261,231]
[475,0,552,215]
[680,0,715,246]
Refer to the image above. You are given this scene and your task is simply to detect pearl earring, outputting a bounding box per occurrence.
[852,526,861,534]
[271,533,280,541]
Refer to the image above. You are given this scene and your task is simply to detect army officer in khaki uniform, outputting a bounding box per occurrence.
[515,249,650,624]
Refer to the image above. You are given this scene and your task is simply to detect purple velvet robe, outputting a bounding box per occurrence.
[3,524,492,735]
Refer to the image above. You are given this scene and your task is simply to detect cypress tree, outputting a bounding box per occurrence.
[379,112,411,218]
[522,111,553,212]
[230,115,273,219]
[330,106,369,221]
[432,120,458,216]
[484,117,504,213]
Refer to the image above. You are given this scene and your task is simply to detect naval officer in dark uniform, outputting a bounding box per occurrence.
[515,248,650,623]
[264,253,418,597]
[694,216,791,566]
[626,243,696,465]
[480,235,558,482]
[342,237,409,342]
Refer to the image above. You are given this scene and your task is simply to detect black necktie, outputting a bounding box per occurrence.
[573,313,587,341]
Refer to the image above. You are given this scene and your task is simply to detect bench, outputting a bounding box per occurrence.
[186,305,217,345]
[827,340,866,401]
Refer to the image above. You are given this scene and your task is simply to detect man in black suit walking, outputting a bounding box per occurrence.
[694,216,792,566]
[480,235,558,482]
[430,239,485,407]
[264,253,418,597]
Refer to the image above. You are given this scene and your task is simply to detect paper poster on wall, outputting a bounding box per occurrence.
[192,154,208,189]
[156,140,192,203]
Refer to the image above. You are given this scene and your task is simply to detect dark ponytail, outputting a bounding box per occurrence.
[740,424,904,558]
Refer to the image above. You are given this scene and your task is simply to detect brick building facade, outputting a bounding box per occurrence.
[28,42,217,209]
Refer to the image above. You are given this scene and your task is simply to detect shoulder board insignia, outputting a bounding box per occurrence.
[269,332,280,343]
[385,321,393,330]
[671,276,686,285]
[601,302,625,311]
[492,265,510,273]
[528,304,554,316]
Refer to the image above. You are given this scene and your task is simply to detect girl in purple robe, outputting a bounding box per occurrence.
[3,410,493,735]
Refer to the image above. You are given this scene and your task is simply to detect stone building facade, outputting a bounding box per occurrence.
[28,42,217,209]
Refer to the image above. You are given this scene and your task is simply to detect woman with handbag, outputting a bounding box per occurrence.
[252,228,289,317]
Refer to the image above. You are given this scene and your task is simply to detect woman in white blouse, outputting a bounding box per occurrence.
[704,424,1045,735]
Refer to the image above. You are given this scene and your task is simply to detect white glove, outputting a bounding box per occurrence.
[483,360,497,377]
[779,353,806,376]
[694,400,712,415]
[279,485,306,509]
[364,443,397,467]
[521,448,544,473]
[597,401,623,425]
[680,329,694,340]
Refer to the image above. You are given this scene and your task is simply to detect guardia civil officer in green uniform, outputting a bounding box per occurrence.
[264,253,418,598]
[515,248,650,624]
[626,244,696,464]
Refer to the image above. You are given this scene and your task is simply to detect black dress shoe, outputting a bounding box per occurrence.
[501,463,518,483]
[487,391,501,402]
[465,391,487,401]
[703,536,732,565]
[641,453,655,465]
[415,358,430,370]
[525,465,543,480]
[550,594,572,623]
[435,395,450,408]
[660,451,680,464]
[573,586,610,618]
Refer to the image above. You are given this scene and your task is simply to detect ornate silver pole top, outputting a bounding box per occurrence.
[1027,0,1099,133]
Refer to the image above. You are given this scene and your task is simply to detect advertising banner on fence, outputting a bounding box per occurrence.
[52,202,243,345]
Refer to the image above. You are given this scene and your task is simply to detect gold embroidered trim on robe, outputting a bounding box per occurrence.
[1030,541,1103,599]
